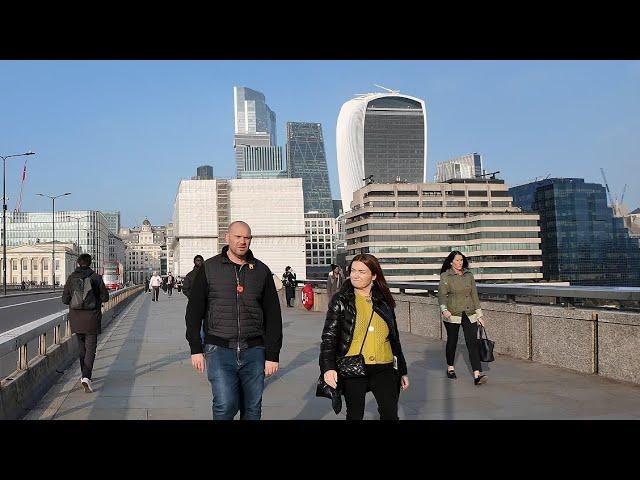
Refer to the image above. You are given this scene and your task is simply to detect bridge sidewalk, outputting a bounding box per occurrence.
[25,292,640,420]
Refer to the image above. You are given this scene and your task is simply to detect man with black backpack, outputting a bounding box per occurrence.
[62,253,110,393]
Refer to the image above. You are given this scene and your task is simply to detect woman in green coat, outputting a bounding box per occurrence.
[438,251,487,385]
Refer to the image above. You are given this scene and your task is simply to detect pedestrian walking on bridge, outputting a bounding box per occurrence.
[186,221,283,420]
[438,251,487,385]
[61,254,110,393]
[149,271,162,301]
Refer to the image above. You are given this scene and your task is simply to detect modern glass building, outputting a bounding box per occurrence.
[196,165,214,180]
[510,178,640,286]
[0,210,110,274]
[233,86,280,178]
[337,91,427,211]
[286,122,333,216]
[101,211,121,236]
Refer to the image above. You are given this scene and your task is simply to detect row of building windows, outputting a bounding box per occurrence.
[359,243,541,254]
[376,255,542,265]
[378,266,541,276]
[364,190,511,198]
[348,232,540,244]
[347,220,538,233]
[367,201,512,208]
[1,260,59,271]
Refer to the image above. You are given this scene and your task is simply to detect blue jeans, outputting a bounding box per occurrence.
[204,344,266,420]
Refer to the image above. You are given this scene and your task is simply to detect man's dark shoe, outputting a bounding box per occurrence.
[447,370,457,379]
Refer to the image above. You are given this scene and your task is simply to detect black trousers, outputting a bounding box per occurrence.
[443,312,482,372]
[285,286,295,306]
[342,363,399,420]
[152,286,160,301]
[167,286,173,296]
[77,333,98,379]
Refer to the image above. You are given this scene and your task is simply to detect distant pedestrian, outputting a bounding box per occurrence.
[183,255,205,343]
[186,221,283,420]
[61,253,110,393]
[282,266,296,307]
[21,280,26,291]
[149,271,162,301]
[326,264,345,301]
[438,251,487,385]
[167,272,175,296]
[144,277,150,293]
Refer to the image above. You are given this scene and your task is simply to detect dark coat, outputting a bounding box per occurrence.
[62,267,110,335]
[319,281,408,376]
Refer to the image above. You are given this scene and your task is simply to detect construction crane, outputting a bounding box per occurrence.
[600,168,615,207]
[620,184,628,205]
[13,159,27,212]
[477,171,500,180]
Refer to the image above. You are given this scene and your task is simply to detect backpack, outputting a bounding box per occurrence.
[69,275,97,310]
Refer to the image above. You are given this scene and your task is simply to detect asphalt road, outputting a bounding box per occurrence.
[0,292,67,335]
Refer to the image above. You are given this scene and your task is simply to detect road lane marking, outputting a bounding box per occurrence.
[0,296,62,310]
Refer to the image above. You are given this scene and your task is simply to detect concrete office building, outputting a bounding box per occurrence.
[434,153,484,182]
[305,212,338,279]
[171,172,306,279]
[336,90,427,211]
[345,179,543,282]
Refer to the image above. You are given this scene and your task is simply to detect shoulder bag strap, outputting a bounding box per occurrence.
[357,307,376,356]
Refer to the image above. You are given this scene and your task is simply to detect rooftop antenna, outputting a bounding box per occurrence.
[373,84,400,94]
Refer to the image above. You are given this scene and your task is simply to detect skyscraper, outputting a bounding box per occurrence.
[336,90,427,211]
[233,86,284,179]
[286,122,333,216]
[510,178,640,286]
[434,153,484,182]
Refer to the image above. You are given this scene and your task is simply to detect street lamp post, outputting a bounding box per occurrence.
[2,151,35,295]
[68,215,91,258]
[36,192,71,291]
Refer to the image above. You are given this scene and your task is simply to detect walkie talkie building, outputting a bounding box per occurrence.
[336,91,427,211]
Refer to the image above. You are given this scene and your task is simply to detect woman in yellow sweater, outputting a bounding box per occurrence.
[319,254,409,420]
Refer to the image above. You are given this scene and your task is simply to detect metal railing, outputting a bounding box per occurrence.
[0,285,144,381]
[295,279,640,309]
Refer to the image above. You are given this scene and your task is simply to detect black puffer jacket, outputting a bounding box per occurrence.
[319,282,408,376]
[185,246,283,361]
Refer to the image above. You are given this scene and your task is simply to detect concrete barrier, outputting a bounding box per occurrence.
[0,286,144,420]
[597,311,640,384]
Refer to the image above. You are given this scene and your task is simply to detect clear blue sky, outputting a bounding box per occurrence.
[1,60,638,228]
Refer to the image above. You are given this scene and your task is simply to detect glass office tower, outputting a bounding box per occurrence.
[510,178,640,286]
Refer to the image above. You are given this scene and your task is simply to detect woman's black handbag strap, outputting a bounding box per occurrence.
[478,324,489,339]
[357,306,376,355]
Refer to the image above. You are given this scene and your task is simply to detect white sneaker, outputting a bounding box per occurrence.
[80,377,93,393]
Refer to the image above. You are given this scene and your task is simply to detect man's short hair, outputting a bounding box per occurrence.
[77,254,92,267]
[194,255,204,263]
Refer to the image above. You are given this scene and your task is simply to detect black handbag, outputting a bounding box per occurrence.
[315,374,342,414]
[478,324,495,362]
[335,308,375,379]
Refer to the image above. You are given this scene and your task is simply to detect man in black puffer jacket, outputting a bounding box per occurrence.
[185,221,283,420]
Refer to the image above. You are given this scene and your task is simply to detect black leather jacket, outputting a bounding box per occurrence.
[319,282,408,376]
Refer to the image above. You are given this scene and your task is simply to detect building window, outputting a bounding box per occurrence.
[22,261,28,270]
[13,262,17,271]
[43,261,48,271]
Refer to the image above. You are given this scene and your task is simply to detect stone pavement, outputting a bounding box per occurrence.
[25,291,640,420]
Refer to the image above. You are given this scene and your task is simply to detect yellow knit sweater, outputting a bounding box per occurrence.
[346,294,394,364]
